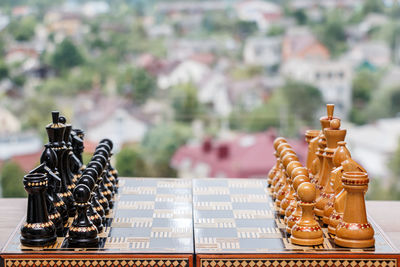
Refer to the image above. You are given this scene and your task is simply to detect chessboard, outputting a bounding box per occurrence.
[1,178,399,267]
[193,178,399,267]
[1,178,194,267]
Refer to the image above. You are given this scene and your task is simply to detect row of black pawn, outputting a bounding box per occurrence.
[20,111,119,247]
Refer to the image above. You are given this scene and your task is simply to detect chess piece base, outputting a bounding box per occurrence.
[290,236,324,246]
[67,237,99,248]
[20,235,56,247]
[334,236,375,248]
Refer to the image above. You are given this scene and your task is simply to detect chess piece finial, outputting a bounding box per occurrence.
[327,104,334,120]
[334,171,375,248]
[21,173,57,246]
[290,182,324,246]
[67,184,99,247]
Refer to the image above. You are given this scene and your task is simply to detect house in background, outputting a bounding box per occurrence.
[281,59,352,119]
[343,41,391,69]
[235,0,282,32]
[158,59,210,90]
[171,130,308,178]
[282,27,330,62]
[243,36,282,68]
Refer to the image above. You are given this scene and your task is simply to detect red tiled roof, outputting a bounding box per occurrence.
[10,150,42,173]
[171,130,308,178]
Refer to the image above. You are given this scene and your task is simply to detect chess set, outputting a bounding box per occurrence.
[1,107,400,267]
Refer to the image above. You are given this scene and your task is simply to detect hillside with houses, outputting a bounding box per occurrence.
[1,0,400,199]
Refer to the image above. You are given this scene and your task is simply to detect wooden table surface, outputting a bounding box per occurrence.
[0,199,399,251]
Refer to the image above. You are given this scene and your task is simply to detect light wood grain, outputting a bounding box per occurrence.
[0,199,399,250]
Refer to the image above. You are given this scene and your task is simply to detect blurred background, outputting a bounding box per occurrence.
[0,0,399,200]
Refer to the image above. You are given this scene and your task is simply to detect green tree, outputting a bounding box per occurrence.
[235,20,257,40]
[171,82,201,123]
[229,93,283,132]
[8,16,36,41]
[267,25,285,36]
[141,123,192,177]
[315,11,347,57]
[0,61,8,80]
[350,70,380,124]
[121,68,156,105]
[293,9,307,25]
[18,96,57,140]
[280,80,323,125]
[115,146,148,177]
[362,0,384,15]
[51,39,84,72]
[0,161,26,197]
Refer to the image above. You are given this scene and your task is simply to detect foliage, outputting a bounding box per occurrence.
[171,82,201,123]
[230,65,263,80]
[362,0,384,15]
[0,161,26,197]
[280,80,323,125]
[234,20,258,40]
[349,70,380,125]
[7,16,36,42]
[51,39,84,72]
[267,25,285,36]
[314,10,347,57]
[0,61,8,80]
[115,146,149,177]
[141,123,192,177]
[229,97,281,132]
[292,9,307,25]
[38,67,93,95]
[120,68,156,105]
[366,86,400,121]
[19,96,57,140]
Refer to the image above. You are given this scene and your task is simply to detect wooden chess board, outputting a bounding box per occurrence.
[1,178,399,267]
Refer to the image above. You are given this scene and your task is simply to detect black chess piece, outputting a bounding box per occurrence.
[78,174,103,233]
[89,157,113,209]
[46,112,75,217]
[70,129,84,185]
[71,129,85,165]
[86,163,110,215]
[99,139,118,186]
[67,184,99,247]
[81,167,106,225]
[93,149,115,195]
[29,164,64,236]
[58,116,76,192]
[39,143,69,225]
[95,144,118,193]
[21,173,57,247]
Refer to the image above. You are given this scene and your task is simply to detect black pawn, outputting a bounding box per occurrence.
[67,184,99,247]
[21,173,57,247]
[87,161,110,214]
[92,156,114,209]
[81,167,106,224]
[78,174,103,233]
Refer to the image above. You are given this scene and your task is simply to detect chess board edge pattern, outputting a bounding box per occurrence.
[1,254,193,267]
[196,254,400,267]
